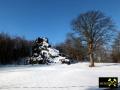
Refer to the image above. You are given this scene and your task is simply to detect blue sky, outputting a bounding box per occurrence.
[0,0,120,44]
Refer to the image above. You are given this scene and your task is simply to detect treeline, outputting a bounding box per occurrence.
[55,32,120,63]
[111,33,120,63]
[0,32,32,65]
[55,34,87,62]
[55,34,120,63]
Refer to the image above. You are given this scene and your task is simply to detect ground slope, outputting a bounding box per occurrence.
[0,63,120,90]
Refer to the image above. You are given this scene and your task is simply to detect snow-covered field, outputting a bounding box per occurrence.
[0,62,120,90]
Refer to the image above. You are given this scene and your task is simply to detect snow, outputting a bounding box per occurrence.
[52,56,70,63]
[0,62,120,90]
[48,48,59,56]
[42,41,49,47]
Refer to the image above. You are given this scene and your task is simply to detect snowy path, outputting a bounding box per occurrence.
[0,63,120,90]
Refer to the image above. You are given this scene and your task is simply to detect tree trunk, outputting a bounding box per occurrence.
[89,53,94,67]
[88,43,95,67]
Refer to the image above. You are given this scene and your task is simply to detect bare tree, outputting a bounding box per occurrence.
[72,11,115,67]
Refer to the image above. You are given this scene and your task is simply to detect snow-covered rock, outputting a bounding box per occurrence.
[42,41,49,47]
[29,37,70,65]
[48,48,59,56]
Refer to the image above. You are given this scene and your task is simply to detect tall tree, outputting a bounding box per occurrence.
[72,11,115,67]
